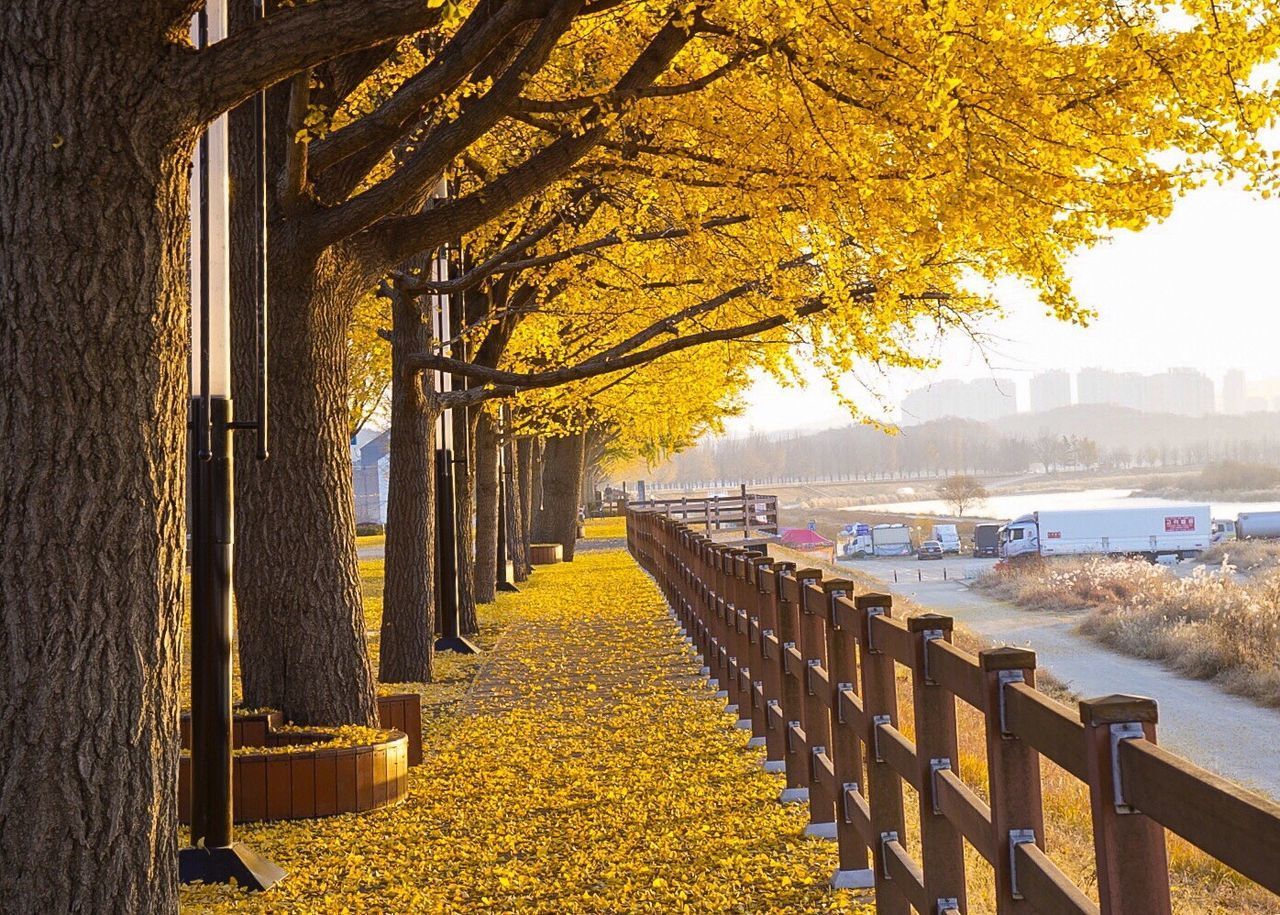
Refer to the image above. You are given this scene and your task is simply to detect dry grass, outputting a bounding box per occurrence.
[1201,540,1280,574]
[773,545,1278,913]
[976,558,1280,709]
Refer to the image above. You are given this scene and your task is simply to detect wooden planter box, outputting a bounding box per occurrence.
[530,542,563,564]
[178,693,422,824]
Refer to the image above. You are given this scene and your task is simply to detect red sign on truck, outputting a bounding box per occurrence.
[1164,516,1196,532]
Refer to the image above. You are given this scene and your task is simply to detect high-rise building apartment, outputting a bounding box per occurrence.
[1222,369,1246,414]
[1142,368,1214,416]
[901,377,1017,425]
[1077,368,1144,410]
[1029,370,1072,413]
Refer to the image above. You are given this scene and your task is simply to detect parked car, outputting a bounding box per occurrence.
[917,540,944,560]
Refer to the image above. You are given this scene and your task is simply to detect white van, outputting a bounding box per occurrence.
[931,524,961,554]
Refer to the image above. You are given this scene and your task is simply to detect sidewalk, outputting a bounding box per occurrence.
[184,546,865,913]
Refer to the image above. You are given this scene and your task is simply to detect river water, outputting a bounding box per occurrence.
[843,487,1280,520]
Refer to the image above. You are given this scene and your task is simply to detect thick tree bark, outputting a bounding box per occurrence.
[378,290,437,682]
[520,437,539,578]
[232,239,378,725]
[1,8,192,910]
[505,435,528,579]
[473,413,500,604]
[532,433,586,561]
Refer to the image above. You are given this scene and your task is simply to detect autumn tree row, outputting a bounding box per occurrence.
[4,0,1279,909]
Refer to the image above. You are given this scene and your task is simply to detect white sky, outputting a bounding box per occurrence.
[725,183,1280,435]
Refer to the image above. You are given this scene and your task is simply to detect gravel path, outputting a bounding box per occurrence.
[838,557,1280,799]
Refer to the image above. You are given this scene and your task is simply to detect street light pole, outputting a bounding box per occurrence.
[431,203,479,654]
[178,0,282,891]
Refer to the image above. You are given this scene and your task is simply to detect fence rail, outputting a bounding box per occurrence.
[629,485,778,541]
[626,507,1280,914]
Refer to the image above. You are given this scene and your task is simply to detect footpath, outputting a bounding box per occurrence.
[184,537,865,913]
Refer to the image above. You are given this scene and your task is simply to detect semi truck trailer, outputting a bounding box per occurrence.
[999,505,1210,561]
[1233,510,1280,540]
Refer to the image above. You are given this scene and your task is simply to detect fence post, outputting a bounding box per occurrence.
[758,561,795,774]
[979,646,1044,914]
[776,568,817,803]
[747,555,775,745]
[1079,694,1172,915]
[824,581,874,888]
[909,614,967,913]
[856,592,909,915]
[799,578,836,836]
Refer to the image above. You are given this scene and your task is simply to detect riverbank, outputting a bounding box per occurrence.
[974,557,1280,708]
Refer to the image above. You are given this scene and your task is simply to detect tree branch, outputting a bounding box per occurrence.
[309,0,583,249]
[307,0,539,179]
[182,0,448,124]
[513,46,763,113]
[280,70,311,215]
[431,295,836,408]
[371,14,702,266]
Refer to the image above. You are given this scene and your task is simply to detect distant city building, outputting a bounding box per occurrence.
[1077,368,1144,410]
[901,377,1017,425]
[1141,368,1214,416]
[1222,369,1247,414]
[1029,370,1072,413]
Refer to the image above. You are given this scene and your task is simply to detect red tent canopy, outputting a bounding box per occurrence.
[779,528,833,550]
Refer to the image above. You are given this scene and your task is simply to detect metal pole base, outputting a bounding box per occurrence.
[830,868,876,890]
[803,821,838,840]
[435,635,481,654]
[179,843,285,891]
[779,787,810,804]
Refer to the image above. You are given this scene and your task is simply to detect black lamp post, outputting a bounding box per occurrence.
[430,218,479,654]
[178,0,282,890]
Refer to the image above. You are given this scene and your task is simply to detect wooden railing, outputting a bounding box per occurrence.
[629,485,778,541]
[627,508,1280,914]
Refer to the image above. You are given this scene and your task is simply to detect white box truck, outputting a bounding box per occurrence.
[872,524,914,557]
[999,505,1210,561]
[931,523,961,554]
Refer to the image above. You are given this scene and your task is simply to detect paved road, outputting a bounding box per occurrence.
[836,556,1280,799]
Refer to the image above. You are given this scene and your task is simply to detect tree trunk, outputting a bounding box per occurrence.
[232,241,378,726]
[1,9,191,909]
[504,434,526,581]
[378,290,436,683]
[519,437,538,578]
[473,412,500,604]
[532,433,586,561]
[453,405,479,634]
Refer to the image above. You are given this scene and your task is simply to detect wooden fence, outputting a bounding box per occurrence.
[627,507,1280,914]
[628,485,779,542]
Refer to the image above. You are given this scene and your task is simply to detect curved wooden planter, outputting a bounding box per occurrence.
[530,542,564,564]
[178,693,423,824]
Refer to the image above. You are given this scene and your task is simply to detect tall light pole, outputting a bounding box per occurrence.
[431,203,479,654]
[178,0,282,890]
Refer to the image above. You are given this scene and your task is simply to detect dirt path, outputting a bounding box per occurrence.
[838,556,1280,799]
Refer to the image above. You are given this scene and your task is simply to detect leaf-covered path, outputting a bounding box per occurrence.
[182,547,867,913]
